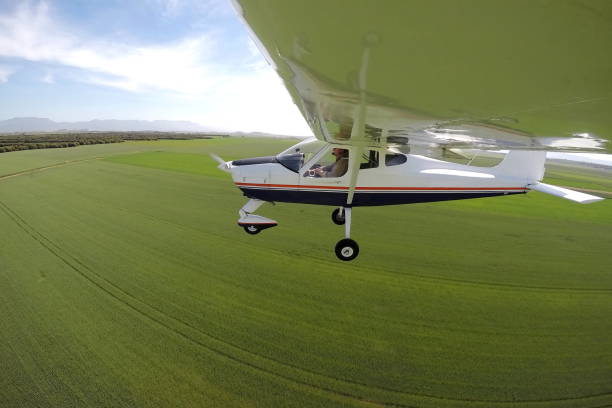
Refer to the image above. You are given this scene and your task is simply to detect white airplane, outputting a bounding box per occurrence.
[215,0,610,261]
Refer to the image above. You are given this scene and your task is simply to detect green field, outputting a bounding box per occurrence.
[1,139,611,408]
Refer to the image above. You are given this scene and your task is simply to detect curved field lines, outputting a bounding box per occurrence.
[1,140,612,407]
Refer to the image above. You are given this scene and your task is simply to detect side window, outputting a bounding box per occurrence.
[385,153,407,166]
[303,148,349,178]
[360,150,379,169]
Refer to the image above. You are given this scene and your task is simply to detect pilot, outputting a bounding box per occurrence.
[310,148,348,177]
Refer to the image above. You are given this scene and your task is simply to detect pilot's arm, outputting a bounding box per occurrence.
[328,157,348,177]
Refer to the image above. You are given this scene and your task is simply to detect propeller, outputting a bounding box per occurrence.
[210,153,231,173]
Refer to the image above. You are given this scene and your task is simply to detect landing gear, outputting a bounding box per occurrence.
[241,223,277,235]
[335,238,359,261]
[334,207,359,261]
[238,199,277,235]
[331,207,345,225]
[236,199,359,260]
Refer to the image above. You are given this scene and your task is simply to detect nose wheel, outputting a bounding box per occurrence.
[238,199,277,235]
[243,225,261,235]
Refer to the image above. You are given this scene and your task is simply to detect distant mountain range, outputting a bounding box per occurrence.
[0,117,217,133]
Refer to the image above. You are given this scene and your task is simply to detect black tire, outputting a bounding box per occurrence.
[331,208,345,225]
[335,238,359,261]
[243,225,261,235]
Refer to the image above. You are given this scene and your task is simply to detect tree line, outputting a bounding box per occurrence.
[0,132,222,153]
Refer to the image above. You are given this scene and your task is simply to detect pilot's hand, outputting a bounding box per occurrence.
[305,166,325,177]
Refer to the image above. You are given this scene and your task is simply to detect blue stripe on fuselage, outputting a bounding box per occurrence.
[238,187,523,206]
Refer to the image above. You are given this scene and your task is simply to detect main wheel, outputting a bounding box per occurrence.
[335,238,359,261]
[243,225,261,235]
[331,208,345,225]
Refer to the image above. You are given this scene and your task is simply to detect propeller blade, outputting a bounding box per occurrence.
[209,153,231,173]
[210,153,225,165]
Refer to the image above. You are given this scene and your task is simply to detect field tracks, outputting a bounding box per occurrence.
[2,199,612,407]
[0,157,104,182]
[105,203,612,296]
[0,200,410,407]
[0,199,413,406]
[2,138,612,407]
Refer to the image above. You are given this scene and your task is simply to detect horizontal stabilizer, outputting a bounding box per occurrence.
[528,182,604,204]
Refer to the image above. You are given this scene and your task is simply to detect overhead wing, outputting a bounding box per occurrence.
[233,0,612,153]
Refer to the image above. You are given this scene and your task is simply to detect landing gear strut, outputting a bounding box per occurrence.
[334,207,359,261]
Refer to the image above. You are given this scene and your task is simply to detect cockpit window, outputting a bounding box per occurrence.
[360,150,379,169]
[385,153,407,166]
[303,148,349,178]
[276,153,304,173]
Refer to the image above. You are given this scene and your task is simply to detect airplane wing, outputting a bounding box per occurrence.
[233,0,612,153]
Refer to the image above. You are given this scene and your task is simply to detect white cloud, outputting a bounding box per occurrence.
[0,64,16,83]
[0,0,313,135]
[41,71,54,84]
[0,1,221,94]
[200,66,312,135]
[150,0,228,18]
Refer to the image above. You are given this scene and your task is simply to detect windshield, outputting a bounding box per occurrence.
[276,153,303,172]
[277,138,327,173]
[279,138,326,157]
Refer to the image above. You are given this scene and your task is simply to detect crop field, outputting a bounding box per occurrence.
[1,138,611,408]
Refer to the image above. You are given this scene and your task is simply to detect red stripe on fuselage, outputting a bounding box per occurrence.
[235,182,346,190]
[234,182,527,191]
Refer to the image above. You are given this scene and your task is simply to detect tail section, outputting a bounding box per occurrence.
[492,150,546,183]
[491,150,603,203]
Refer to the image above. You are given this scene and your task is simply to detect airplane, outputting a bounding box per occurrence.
[214,0,611,261]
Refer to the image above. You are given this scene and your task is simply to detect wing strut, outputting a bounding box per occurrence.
[334,37,374,261]
[346,42,371,206]
[346,145,364,206]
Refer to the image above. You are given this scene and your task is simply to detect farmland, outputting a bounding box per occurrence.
[1,138,611,408]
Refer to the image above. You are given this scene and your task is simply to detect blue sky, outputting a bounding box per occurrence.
[0,0,312,135]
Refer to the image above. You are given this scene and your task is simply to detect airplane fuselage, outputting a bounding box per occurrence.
[232,163,527,207]
[227,141,538,207]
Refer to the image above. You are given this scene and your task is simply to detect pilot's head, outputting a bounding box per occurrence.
[332,148,348,159]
